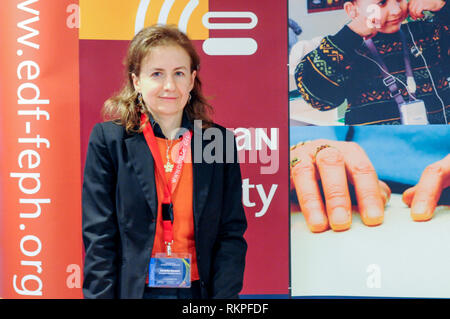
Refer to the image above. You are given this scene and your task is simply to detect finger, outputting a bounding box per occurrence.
[291,156,329,233]
[289,174,295,192]
[290,142,309,192]
[378,180,391,207]
[411,2,425,19]
[408,1,421,20]
[315,146,352,232]
[407,1,416,19]
[348,156,384,226]
[402,186,416,207]
[411,163,444,221]
[416,5,425,19]
[411,155,450,221]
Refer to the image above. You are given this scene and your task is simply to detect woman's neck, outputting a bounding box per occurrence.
[151,111,183,140]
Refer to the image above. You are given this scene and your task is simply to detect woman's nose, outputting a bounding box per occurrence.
[163,75,176,91]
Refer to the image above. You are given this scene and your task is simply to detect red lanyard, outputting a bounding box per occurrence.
[141,113,192,254]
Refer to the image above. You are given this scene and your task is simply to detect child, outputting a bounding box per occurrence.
[295,0,449,125]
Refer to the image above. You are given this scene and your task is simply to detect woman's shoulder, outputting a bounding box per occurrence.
[90,121,133,143]
[95,120,124,131]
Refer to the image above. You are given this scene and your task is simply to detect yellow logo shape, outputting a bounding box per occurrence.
[80,0,209,40]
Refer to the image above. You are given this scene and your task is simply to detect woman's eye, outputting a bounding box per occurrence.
[151,72,162,77]
[175,71,185,76]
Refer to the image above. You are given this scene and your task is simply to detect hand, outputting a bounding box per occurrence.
[290,140,391,233]
[408,0,446,20]
[402,154,450,221]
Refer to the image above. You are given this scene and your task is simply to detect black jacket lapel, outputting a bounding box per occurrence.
[192,127,214,230]
[125,133,158,219]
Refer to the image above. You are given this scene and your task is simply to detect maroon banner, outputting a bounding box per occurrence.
[79,0,288,295]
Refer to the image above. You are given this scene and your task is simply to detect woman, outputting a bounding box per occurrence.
[82,25,247,299]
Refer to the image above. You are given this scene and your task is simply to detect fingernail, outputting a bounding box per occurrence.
[364,207,383,226]
[412,202,427,214]
[330,207,351,231]
[411,202,432,221]
[308,213,328,233]
[309,212,326,225]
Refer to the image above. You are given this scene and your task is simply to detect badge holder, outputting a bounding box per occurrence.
[140,119,194,289]
[148,251,192,288]
[148,204,191,288]
[399,99,429,125]
[385,76,429,124]
[365,33,430,125]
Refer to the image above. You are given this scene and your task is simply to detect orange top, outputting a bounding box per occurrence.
[151,136,199,281]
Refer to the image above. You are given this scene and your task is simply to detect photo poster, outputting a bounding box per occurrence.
[0,0,288,298]
[289,1,450,298]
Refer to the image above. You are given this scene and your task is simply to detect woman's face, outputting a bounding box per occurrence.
[132,44,196,121]
[355,0,408,34]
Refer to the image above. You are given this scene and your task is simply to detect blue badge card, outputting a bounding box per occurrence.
[148,253,191,288]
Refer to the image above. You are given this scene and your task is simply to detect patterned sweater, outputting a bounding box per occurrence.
[295,2,450,125]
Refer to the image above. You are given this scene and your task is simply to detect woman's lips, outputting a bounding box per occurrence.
[159,96,177,100]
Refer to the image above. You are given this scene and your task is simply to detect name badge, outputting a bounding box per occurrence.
[148,253,191,288]
[400,99,429,125]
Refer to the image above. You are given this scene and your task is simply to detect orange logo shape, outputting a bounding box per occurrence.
[80,0,209,40]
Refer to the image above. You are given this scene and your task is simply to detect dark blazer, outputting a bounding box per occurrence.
[82,121,247,299]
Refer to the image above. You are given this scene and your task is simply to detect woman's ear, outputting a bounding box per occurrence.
[344,1,358,19]
[131,73,140,92]
[189,70,197,91]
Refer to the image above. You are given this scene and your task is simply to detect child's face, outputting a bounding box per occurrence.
[354,0,408,34]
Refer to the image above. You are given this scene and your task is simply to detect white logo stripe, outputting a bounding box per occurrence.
[135,0,151,35]
[158,0,176,25]
[178,0,199,33]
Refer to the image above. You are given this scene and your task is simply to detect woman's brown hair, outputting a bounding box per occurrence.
[102,25,213,133]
